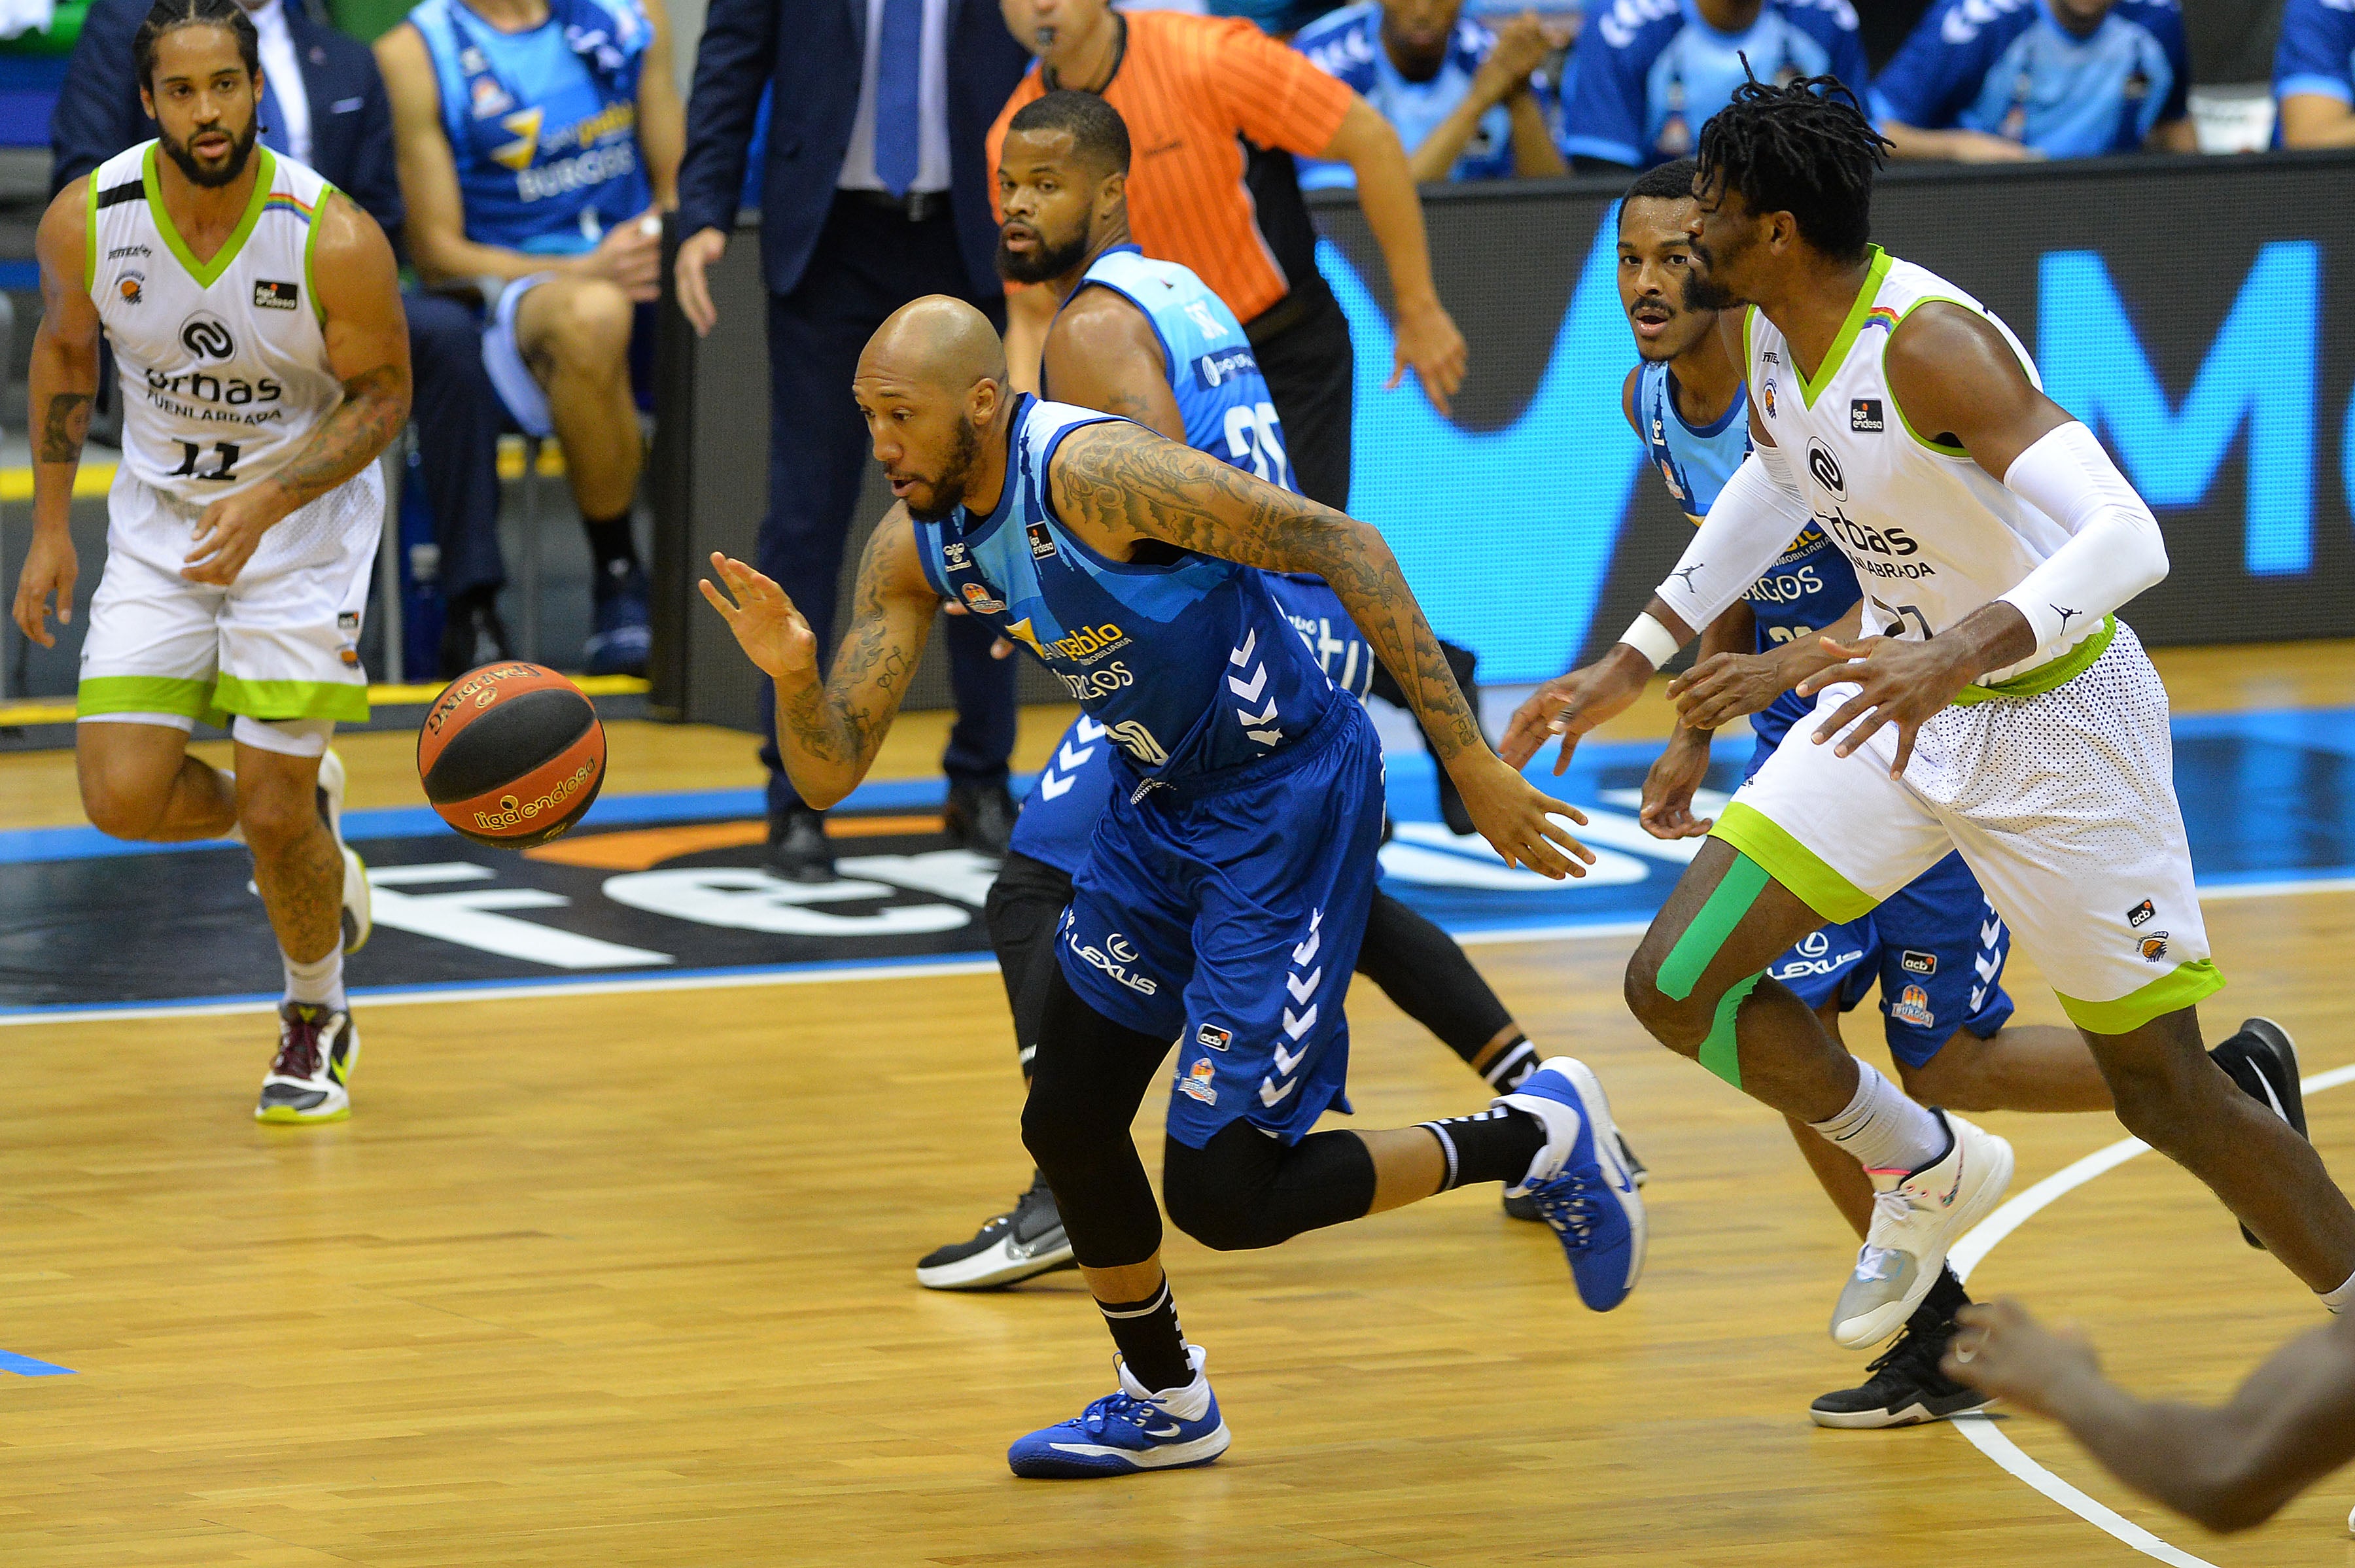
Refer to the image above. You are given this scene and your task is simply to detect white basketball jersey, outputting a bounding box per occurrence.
[88,143,345,504]
[1745,247,2093,686]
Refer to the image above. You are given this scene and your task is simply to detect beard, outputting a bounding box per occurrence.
[996,225,1092,287]
[1684,241,1744,311]
[903,416,981,523]
[158,116,258,188]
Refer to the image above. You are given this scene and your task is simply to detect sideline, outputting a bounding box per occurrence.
[1947,1061,2355,1565]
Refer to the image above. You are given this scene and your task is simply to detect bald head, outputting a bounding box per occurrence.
[852,296,1011,523]
[861,296,1008,394]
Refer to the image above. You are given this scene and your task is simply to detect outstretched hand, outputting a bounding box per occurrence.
[1940,1298,2102,1419]
[1451,750,1596,880]
[699,551,818,680]
[1639,727,1715,839]
[1501,651,1650,774]
[1796,634,1978,778]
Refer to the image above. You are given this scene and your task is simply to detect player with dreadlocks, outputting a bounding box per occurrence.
[1503,74,2353,1368]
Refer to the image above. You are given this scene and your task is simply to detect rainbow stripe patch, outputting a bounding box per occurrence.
[262,192,315,224]
[1863,304,1902,332]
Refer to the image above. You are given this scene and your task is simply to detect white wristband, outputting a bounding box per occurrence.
[1618,612,1682,670]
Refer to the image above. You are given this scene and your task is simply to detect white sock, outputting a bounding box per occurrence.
[1809,1061,1949,1176]
[2323,1268,2355,1314]
[284,947,346,1013]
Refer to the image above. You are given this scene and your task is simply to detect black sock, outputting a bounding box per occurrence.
[1916,1265,1970,1327]
[1418,1106,1547,1191]
[1097,1277,1191,1391]
[1481,1035,1540,1091]
[582,510,639,584]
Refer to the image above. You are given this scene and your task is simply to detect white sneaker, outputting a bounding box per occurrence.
[256,1002,358,1123]
[315,749,370,954]
[1831,1110,2013,1350]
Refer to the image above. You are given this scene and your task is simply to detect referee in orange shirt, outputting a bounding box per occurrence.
[989,0,1467,511]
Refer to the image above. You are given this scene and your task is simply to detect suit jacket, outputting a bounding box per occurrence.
[675,0,1029,300]
[50,0,406,241]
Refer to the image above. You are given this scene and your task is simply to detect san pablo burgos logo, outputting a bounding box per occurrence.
[179,313,236,360]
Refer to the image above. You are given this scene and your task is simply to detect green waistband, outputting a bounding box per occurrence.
[1954,614,2116,706]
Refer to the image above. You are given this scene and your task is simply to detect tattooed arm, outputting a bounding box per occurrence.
[1039,290,1187,442]
[699,508,942,809]
[183,192,412,585]
[1047,421,1594,879]
[12,179,101,646]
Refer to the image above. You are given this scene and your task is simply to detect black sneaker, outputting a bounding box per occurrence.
[1508,1130,1645,1219]
[917,1172,1077,1290]
[584,562,652,677]
[2211,1017,2309,1250]
[944,778,1017,859]
[766,805,835,884]
[437,591,513,680]
[1809,1300,1991,1429]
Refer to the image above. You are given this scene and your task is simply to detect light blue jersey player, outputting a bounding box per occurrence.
[1617,162,2024,1139]
[2273,0,2355,146]
[1872,0,2191,159]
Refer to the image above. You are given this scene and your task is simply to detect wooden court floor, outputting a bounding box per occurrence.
[0,645,2349,1567]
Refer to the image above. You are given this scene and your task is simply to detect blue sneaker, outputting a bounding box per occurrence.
[584,563,652,676]
[1007,1347,1230,1479]
[1501,1057,1646,1311]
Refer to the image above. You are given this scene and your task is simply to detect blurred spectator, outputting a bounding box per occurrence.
[1873,0,2193,161]
[1290,0,1569,186]
[377,0,683,677]
[2275,0,2355,146]
[671,0,1032,879]
[993,0,1467,513]
[50,0,518,681]
[1558,0,1868,169]
[1209,0,1342,33]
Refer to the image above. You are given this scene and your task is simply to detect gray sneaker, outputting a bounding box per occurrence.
[1831,1110,2012,1350]
[917,1173,1077,1290]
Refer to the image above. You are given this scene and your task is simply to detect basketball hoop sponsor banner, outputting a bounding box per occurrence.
[0,714,2350,1013]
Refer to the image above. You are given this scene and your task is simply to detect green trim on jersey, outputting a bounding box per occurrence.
[144,143,277,291]
[215,673,369,723]
[304,183,336,322]
[1794,245,1893,411]
[1708,802,1878,924]
[1886,295,1979,457]
[76,672,222,722]
[2057,958,2225,1036]
[82,171,99,292]
[1953,615,2116,705]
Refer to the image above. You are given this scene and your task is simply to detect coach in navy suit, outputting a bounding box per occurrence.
[672,0,1032,880]
[53,0,510,680]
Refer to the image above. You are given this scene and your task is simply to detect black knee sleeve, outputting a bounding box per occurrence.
[1020,964,1172,1269]
[1356,890,1515,1063]
[1162,1121,1378,1252]
[985,850,1076,1076]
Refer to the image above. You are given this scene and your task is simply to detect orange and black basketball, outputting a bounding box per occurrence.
[416,663,607,848]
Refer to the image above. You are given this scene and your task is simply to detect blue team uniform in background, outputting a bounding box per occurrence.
[916,397,1379,1148]
[1289,3,1522,190]
[1871,0,2189,158]
[1561,0,1869,167]
[1635,357,2014,1060]
[2274,0,2355,137]
[407,0,653,256]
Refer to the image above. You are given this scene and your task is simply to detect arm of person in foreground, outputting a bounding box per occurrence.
[1944,1298,2355,1533]
[1047,419,1592,877]
[183,195,413,585]
[699,511,940,807]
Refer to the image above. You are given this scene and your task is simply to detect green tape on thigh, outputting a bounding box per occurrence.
[1699,972,1763,1088]
[1658,853,1770,1002]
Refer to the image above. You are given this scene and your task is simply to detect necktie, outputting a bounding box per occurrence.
[872,0,922,197]
[258,69,288,156]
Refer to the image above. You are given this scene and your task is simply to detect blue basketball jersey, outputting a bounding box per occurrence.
[1050,246,1295,494]
[1635,360,1858,758]
[408,0,652,256]
[915,397,1342,783]
[1010,574,1373,875]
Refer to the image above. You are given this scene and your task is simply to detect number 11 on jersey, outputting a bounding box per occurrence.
[168,440,242,483]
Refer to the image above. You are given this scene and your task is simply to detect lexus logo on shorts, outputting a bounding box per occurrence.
[1806,439,1846,499]
[179,313,236,360]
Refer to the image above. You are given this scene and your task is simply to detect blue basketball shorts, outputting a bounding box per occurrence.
[1764,850,2017,1066]
[1058,702,1385,1149]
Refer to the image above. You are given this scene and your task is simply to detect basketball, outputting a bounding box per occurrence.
[415,663,608,848]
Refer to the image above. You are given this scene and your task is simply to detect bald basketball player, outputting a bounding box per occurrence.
[702,296,1645,1478]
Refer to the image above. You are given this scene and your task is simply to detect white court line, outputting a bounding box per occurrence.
[1946,1060,2355,1565]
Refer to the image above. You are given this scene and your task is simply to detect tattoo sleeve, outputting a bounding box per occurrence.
[37,392,89,465]
[1056,423,1483,760]
[264,364,410,508]
[773,521,933,798]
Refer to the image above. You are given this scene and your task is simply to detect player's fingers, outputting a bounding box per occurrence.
[1537,811,1596,863]
[1890,721,1920,780]
[696,577,740,619]
[1811,690,1874,744]
[1384,353,1406,392]
[1832,707,1893,759]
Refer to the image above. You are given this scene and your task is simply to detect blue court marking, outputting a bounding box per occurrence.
[0,1350,77,1376]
